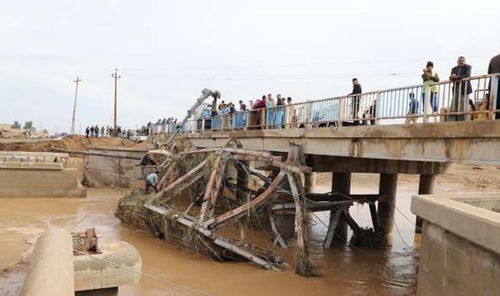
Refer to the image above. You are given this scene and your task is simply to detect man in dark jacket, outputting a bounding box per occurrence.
[350,78,362,125]
[488,54,500,119]
[449,56,472,121]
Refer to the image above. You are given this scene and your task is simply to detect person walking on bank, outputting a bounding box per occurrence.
[449,56,472,121]
[350,78,362,125]
[422,61,440,114]
[90,126,95,137]
[144,170,160,194]
[488,54,500,119]
[94,125,99,137]
[85,126,90,138]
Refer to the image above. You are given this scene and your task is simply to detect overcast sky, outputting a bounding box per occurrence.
[1,0,499,133]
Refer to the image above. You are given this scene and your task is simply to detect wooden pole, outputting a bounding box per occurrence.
[198,157,221,222]
[111,69,121,134]
[70,76,81,135]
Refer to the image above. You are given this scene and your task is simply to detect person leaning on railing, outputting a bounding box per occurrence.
[488,54,500,119]
[449,56,472,121]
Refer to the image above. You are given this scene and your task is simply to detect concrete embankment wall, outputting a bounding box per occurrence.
[418,221,500,296]
[0,152,86,198]
[412,193,500,296]
[21,227,74,296]
[86,146,146,187]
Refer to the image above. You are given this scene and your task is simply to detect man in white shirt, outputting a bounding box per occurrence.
[145,171,160,194]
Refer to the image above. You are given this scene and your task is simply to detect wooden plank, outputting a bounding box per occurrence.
[154,159,208,199]
[272,201,352,212]
[185,148,312,173]
[323,208,343,248]
[343,209,362,234]
[207,155,230,218]
[287,173,306,250]
[269,211,287,248]
[143,202,281,270]
[198,156,221,221]
[369,202,381,232]
[204,171,285,229]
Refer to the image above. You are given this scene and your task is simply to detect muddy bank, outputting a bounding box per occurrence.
[0,135,147,155]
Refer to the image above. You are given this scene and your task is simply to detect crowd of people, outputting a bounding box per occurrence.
[84,125,131,138]
[210,95,295,130]
[144,54,500,133]
[404,55,500,123]
[146,118,179,135]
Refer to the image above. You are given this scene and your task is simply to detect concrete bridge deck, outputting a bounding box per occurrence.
[185,120,500,166]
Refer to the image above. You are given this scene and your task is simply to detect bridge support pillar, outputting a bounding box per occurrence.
[415,174,435,233]
[378,173,398,234]
[330,172,350,244]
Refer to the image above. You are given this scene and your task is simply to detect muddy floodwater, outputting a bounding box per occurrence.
[1,167,499,296]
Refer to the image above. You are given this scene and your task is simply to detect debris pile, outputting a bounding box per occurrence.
[115,138,319,276]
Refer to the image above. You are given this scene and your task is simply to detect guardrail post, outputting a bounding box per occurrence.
[490,74,499,120]
[423,88,430,123]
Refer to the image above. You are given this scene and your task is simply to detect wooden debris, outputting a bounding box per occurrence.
[116,143,323,275]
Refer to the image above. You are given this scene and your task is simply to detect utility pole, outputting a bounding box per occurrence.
[111,69,121,135]
[70,76,81,135]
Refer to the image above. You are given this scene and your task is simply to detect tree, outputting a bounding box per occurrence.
[11,121,21,129]
[23,121,33,130]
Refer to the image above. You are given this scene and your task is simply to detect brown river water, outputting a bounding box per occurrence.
[1,168,498,296]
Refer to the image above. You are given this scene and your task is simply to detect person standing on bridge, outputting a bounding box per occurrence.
[449,56,472,121]
[488,54,500,119]
[266,93,276,128]
[422,61,440,114]
[350,78,362,125]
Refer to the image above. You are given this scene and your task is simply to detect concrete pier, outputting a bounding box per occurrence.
[378,174,398,234]
[21,227,74,296]
[331,173,350,243]
[415,174,435,233]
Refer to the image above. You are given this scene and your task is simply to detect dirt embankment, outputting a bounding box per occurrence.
[0,135,148,154]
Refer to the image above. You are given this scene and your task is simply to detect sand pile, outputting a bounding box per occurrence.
[0,135,147,153]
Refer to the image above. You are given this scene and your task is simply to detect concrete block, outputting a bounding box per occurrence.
[21,227,74,296]
[73,241,142,292]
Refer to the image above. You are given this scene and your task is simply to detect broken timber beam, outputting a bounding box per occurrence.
[154,159,208,199]
[143,203,281,270]
[203,171,285,230]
